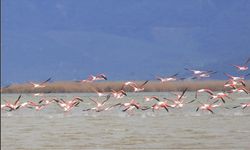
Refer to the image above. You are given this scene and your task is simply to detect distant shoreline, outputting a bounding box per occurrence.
[1,80,249,93]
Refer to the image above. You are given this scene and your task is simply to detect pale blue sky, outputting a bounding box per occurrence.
[2,0,250,85]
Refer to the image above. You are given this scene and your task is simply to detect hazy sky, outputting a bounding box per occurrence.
[2,0,250,85]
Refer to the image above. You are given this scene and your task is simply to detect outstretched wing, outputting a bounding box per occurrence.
[88,98,98,105]
[14,95,22,105]
[140,80,149,88]
[170,73,178,77]
[101,94,111,105]
[41,77,52,85]
[244,58,250,66]
[177,88,188,101]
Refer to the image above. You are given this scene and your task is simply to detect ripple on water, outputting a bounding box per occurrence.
[1,93,250,149]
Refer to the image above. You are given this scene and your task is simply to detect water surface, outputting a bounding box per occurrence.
[1,93,250,149]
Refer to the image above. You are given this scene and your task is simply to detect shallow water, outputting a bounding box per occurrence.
[1,92,250,149]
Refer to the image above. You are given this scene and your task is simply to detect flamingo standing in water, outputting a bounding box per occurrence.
[232,58,250,71]
[29,78,52,88]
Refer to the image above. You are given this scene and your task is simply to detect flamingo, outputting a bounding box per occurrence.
[185,68,216,79]
[38,98,58,105]
[224,79,246,88]
[232,102,250,109]
[82,95,111,112]
[77,74,107,83]
[144,96,160,102]
[29,77,51,88]
[224,73,245,81]
[227,87,249,94]
[210,92,232,103]
[196,100,222,114]
[142,98,172,112]
[1,95,22,111]
[107,99,141,112]
[195,89,230,103]
[195,88,214,98]
[156,73,181,82]
[110,89,127,99]
[33,93,45,97]
[55,97,84,112]
[124,80,149,92]
[163,88,195,108]
[27,101,47,111]
[232,58,250,71]
[121,100,141,113]
[91,87,109,97]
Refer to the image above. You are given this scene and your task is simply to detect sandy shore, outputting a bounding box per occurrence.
[1,80,249,93]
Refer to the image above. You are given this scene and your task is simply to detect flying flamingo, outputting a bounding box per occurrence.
[163,88,195,108]
[196,100,222,114]
[195,89,230,103]
[82,95,111,112]
[185,68,216,79]
[27,101,47,111]
[142,98,172,112]
[29,77,52,88]
[91,87,109,97]
[33,93,45,97]
[156,73,182,82]
[1,95,22,111]
[224,79,246,88]
[107,99,141,112]
[224,73,246,81]
[232,102,250,109]
[110,89,127,99]
[77,74,107,83]
[54,97,84,112]
[144,96,160,102]
[232,58,250,71]
[227,87,249,94]
[195,88,214,99]
[38,98,58,105]
[124,80,149,92]
[210,92,232,103]
[120,100,141,114]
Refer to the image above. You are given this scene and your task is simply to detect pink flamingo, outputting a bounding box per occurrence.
[29,78,51,88]
[232,58,250,71]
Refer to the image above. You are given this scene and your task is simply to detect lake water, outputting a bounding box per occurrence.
[1,92,250,149]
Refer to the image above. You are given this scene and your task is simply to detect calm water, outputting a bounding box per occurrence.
[1,92,250,149]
